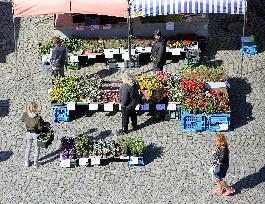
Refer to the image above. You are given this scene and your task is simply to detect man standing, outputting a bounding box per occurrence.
[151,30,167,71]
[118,73,140,134]
[50,36,66,77]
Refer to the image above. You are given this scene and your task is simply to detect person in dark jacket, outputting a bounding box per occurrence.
[50,36,66,77]
[22,102,44,168]
[211,134,235,196]
[151,30,167,71]
[118,73,140,134]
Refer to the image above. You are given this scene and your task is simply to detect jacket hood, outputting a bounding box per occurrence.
[28,112,37,118]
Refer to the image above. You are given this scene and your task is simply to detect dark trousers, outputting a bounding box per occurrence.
[52,66,64,77]
[122,107,137,131]
[153,60,166,71]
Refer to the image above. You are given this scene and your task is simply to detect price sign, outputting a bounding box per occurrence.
[130,157,139,164]
[156,104,166,110]
[140,104,149,111]
[89,103,99,110]
[60,159,71,168]
[67,103,75,110]
[69,55,79,63]
[219,124,229,131]
[104,103,113,111]
[171,48,181,55]
[167,103,177,110]
[91,157,101,165]
[79,158,89,166]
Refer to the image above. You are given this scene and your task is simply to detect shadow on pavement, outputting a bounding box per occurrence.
[232,165,265,195]
[227,77,253,130]
[0,150,13,162]
[0,99,10,117]
[39,148,60,165]
[143,143,163,165]
[93,130,112,140]
[0,2,20,63]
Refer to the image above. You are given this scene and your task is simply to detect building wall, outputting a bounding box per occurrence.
[54,15,208,38]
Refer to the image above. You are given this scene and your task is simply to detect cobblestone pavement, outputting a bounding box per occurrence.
[1,1,265,203]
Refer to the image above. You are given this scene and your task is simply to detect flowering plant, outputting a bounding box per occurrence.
[61,137,76,159]
[180,66,230,114]
[102,90,120,103]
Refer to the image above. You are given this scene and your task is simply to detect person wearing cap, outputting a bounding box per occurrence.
[151,30,167,71]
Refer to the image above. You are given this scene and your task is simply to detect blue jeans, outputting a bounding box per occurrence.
[214,164,229,181]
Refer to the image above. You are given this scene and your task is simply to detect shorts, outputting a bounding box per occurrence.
[214,164,229,181]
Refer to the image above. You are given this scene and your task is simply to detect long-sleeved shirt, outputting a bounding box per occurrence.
[119,82,140,108]
[50,44,66,68]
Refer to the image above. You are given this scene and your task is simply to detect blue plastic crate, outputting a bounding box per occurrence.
[52,105,70,122]
[206,113,230,132]
[240,43,257,56]
[181,111,206,132]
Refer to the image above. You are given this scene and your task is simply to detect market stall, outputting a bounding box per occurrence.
[49,65,230,131]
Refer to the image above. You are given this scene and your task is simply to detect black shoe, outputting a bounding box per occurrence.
[117,129,127,135]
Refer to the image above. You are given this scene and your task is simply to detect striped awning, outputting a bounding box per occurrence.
[131,0,247,17]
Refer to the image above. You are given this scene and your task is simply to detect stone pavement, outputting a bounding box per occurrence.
[0,0,265,203]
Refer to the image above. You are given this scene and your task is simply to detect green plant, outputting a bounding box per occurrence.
[38,40,53,56]
[75,134,91,157]
[128,135,144,156]
[51,76,79,103]
[119,138,130,155]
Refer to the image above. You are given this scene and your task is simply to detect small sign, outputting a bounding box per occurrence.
[104,52,114,59]
[166,22,174,31]
[89,103,99,111]
[76,25,84,31]
[79,158,89,166]
[130,157,139,164]
[104,103,113,111]
[156,104,166,110]
[69,55,79,63]
[219,124,229,131]
[120,155,129,160]
[103,24,112,30]
[171,48,181,55]
[140,104,149,111]
[87,54,97,59]
[91,25,100,30]
[225,81,231,88]
[60,159,71,167]
[91,157,101,165]
[67,103,75,111]
[135,104,140,110]
[167,103,177,110]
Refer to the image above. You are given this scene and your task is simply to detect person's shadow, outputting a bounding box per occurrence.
[232,165,265,195]
[0,150,13,162]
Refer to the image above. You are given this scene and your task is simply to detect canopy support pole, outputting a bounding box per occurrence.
[241,0,247,76]
[128,0,132,70]
[13,17,19,81]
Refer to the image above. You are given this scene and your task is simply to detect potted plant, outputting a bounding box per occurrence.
[119,138,130,156]
[128,135,144,157]
[37,122,54,148]
[75,134,91,158]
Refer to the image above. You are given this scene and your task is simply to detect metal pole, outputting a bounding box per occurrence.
[241,0,247,76]
[13,17,19,80]
[128,0,132,69]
